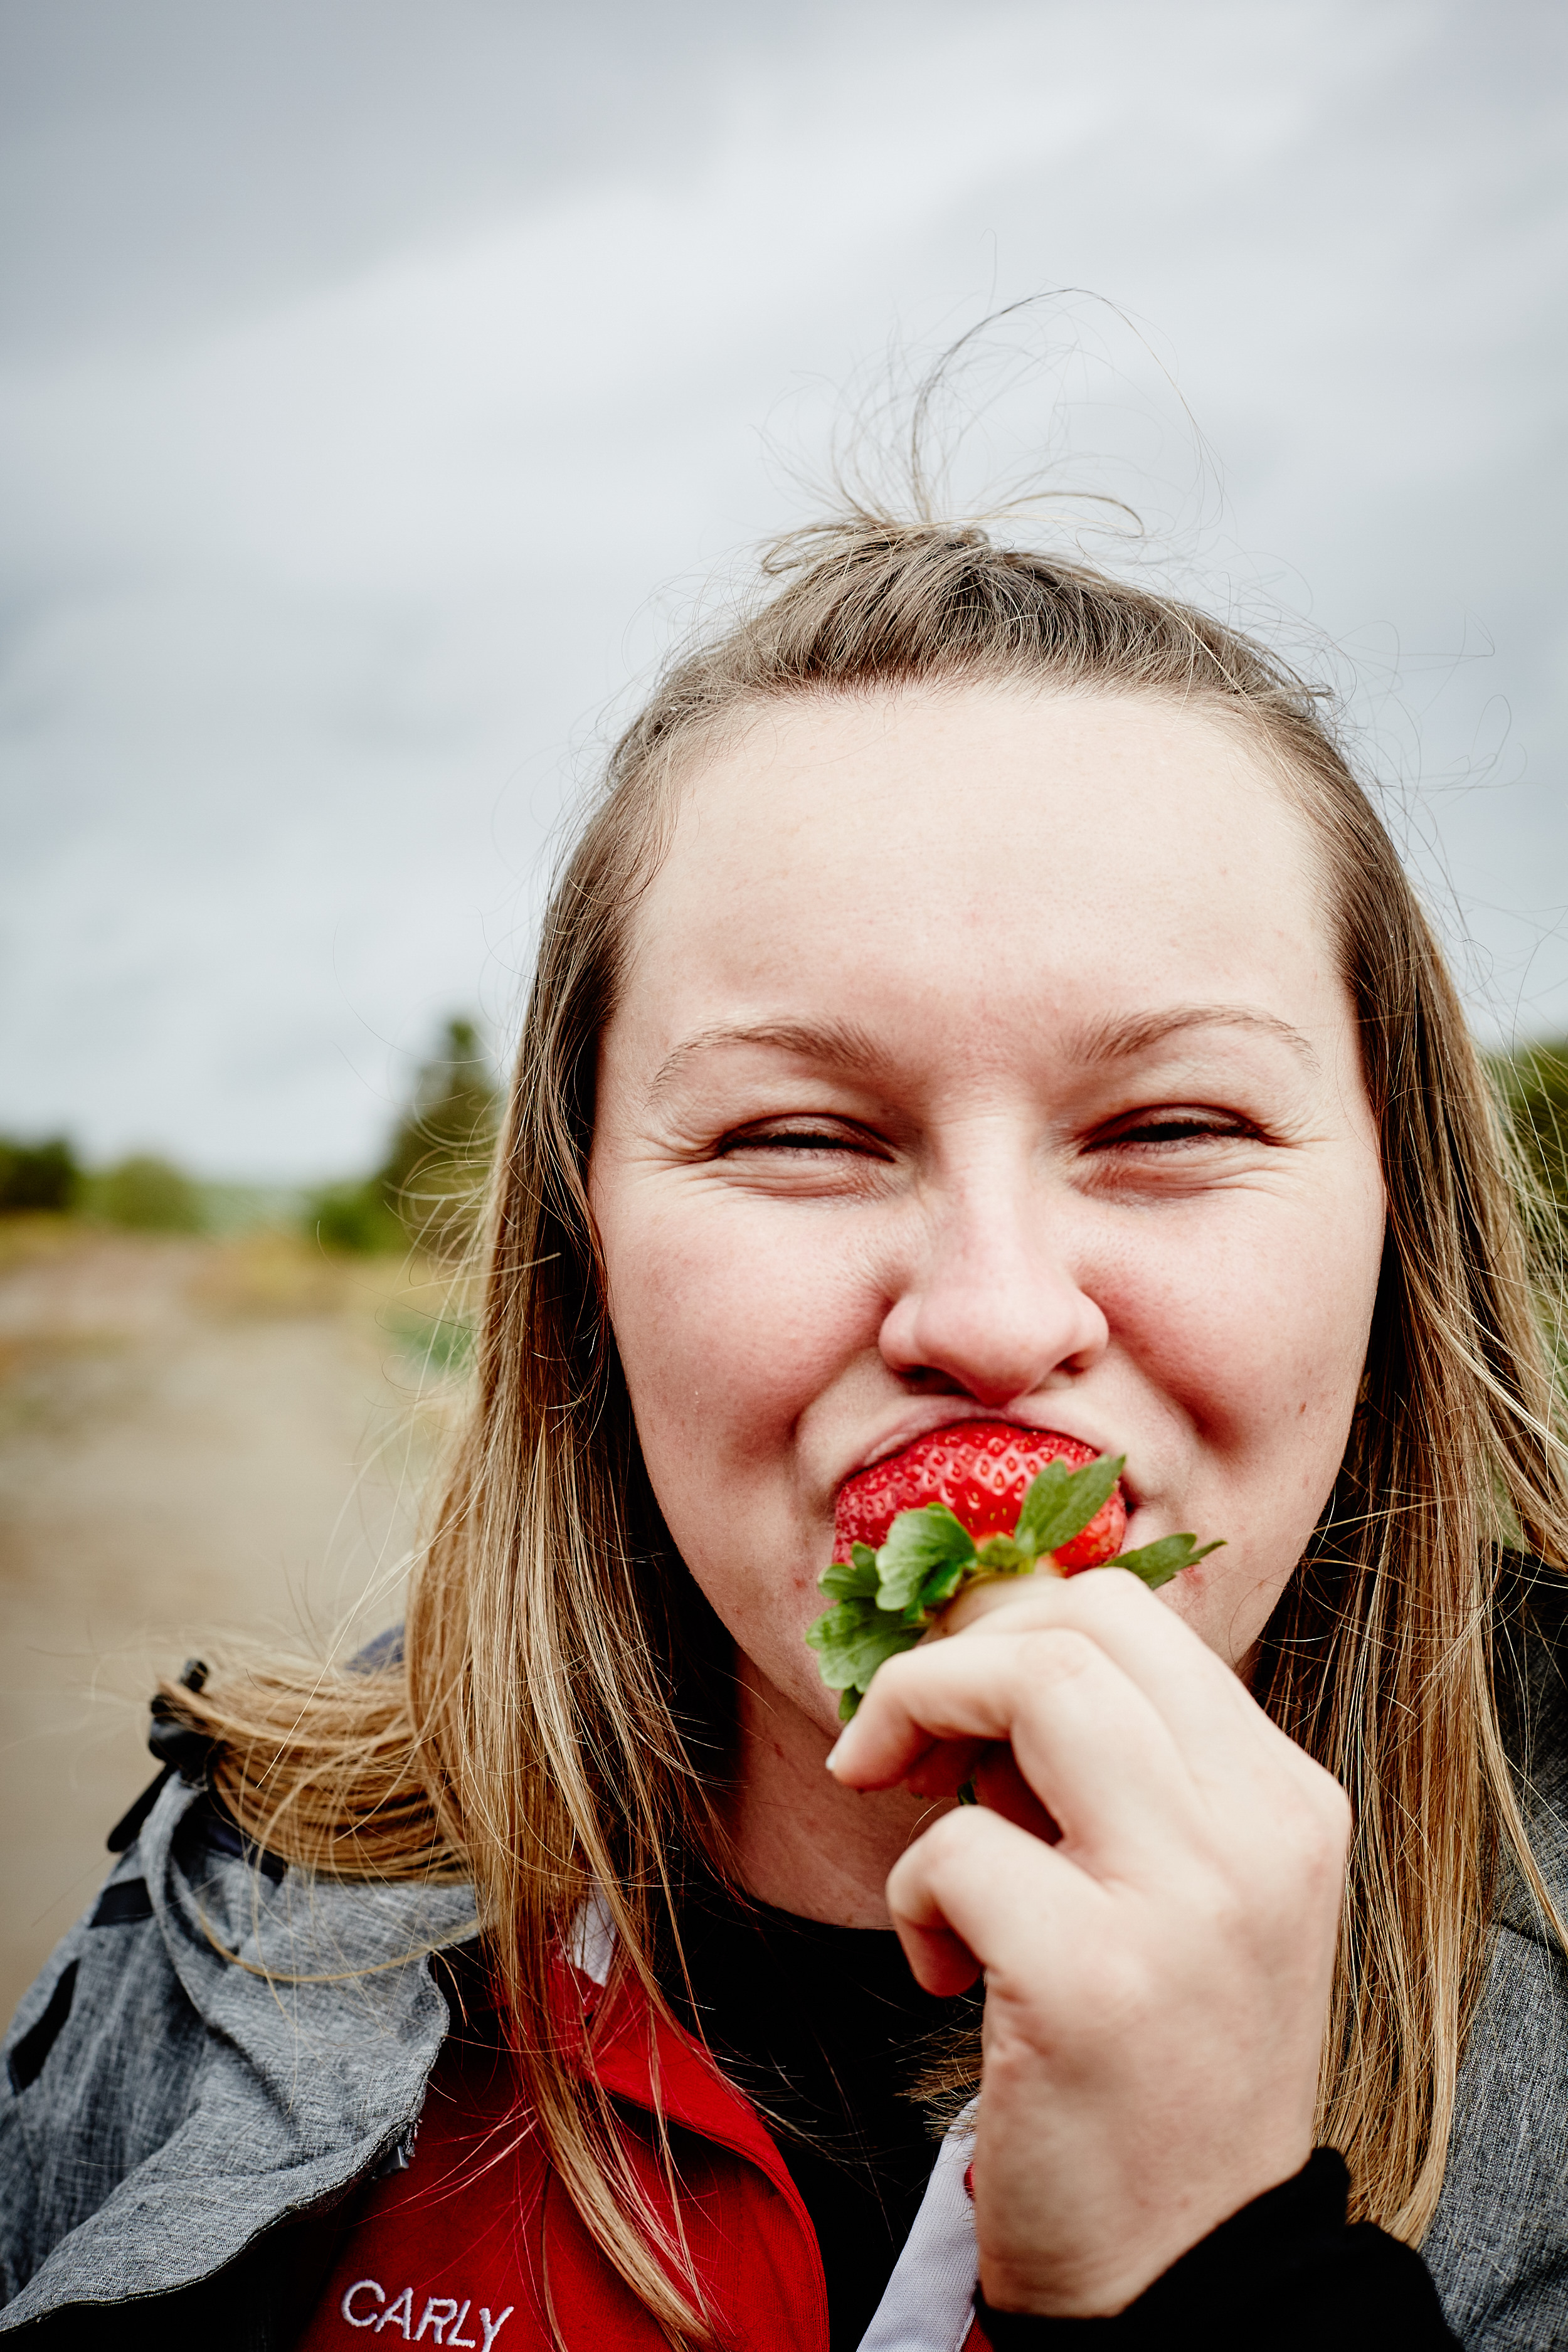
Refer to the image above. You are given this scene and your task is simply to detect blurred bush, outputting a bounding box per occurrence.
[198,1181,309,1239]
[379,1015,499,1259]
[308,1015,499,1259]
[306,1178,404,1256]
[89,1154,205,1233]
[0,1135,80,1214]
[1501,1042,1568,1221]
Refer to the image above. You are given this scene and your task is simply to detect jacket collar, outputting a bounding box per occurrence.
[558,1896,982,2352]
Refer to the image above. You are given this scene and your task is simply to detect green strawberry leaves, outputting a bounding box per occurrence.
[874,1504,977,1613]
[807,1448,1224,1715]
[1103,1531,1224,1588]
[1015,1452,1124,1558]
[973,1533,1032,1574]
[804,1598,918,1717]
[817,1544,881,1601]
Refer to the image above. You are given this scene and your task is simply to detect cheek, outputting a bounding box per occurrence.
[598,1189,874,1523]
[1114,1178,1382,1661]
[1111,1180,1382,1488]
[597,1194,876,1712]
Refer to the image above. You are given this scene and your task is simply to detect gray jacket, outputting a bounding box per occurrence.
[1,1772,473,2345]
[5,1618,1568,2349]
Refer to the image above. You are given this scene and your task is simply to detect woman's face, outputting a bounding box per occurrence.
[589,686,1385,1745]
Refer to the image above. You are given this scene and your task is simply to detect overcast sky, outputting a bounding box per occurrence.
[2,0,1565,1180]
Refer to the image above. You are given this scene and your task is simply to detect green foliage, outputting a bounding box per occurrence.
[1107,1532,1224,1583]
[376,1016,499,1260]
[1015,1451,1123,1555]
[805,1597,925,1719]
[0,1134,80,1214]
[92,1155,204,1232]
[1499,1041,1568,1226]
[307,1178,404,1256]
[874,1503,977,1613]
[817,1545,881,1602]
[300,1015,500,1258]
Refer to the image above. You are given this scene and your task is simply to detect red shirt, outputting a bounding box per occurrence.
[299,1961,988,2352]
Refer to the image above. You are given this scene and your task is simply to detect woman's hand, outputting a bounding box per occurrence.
[825,1568,1351,2318]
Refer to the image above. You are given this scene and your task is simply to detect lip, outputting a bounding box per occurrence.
[840,1406,1142,1516]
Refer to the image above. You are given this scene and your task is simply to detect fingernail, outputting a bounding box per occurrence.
[824,1736,844,1771]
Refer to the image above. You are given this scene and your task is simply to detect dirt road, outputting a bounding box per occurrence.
[0,1221,465,2023]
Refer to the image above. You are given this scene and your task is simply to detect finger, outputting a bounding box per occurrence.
[938,1567,1277,1783]
[834,1626,1199,1872]
[970,1745,1060,1843]
[898,1567,1217,1803]
[903,1734,991,1799]
[903,1738,1060,1842]
[893,1913,985,1998]
[886,1800,1108,1998]
[933,1567,1067,1636]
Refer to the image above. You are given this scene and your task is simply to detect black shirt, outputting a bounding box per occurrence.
[668,1885,978,2349]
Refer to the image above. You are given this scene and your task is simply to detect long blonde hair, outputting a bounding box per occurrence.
[174,515,1568,2338]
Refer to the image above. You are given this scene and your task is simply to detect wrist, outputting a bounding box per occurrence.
[977,2151,1350,2336]
[977,2145,1338,2319]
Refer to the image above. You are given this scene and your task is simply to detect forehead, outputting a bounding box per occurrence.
[618,686,1332,1030]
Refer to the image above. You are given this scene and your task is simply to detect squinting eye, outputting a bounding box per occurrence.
[1099,1113,1253,1149]
[717,1125,873,1156]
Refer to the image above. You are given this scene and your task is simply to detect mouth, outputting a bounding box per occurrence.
[833,1417,1130,1571]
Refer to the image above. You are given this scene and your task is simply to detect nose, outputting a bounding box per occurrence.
[877,1170,1109,1409]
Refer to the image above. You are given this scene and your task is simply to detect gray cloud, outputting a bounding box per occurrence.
[1,0,1564,1175]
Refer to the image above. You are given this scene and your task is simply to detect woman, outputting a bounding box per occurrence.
[4,514,1567,2351]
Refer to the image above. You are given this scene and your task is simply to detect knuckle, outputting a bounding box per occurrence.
[869,1645,921,1700]
[1175,1860,1250,1949]
[1015,1626,1100,1685]
[1321,1771,1353,1837]
[901,1806,961,1872]
[1076,1565,1149,1614]
[1209,1801,1347,1949]
[1062,1942,1160,2039]
[899,1801,996,1892]
[1280,1761,1353,1867]
[1308,1781,1353,1862]
[883,1844,921,1908]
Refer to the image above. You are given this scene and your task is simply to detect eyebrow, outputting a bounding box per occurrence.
[1072,1004,1320,1072]
[647,1004,1317,1099]
[647,1019,893,1100]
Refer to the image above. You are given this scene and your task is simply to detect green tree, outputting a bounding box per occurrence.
[306,1179,404,1255]
[1499,1042,1568,1229]
[307,1015,499,1259]
[378,1017,499,1259]
[94,1154,204,1232]
[0,1135,80,1214]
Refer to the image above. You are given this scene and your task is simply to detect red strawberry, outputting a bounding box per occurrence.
[834,1421,1126,1574]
